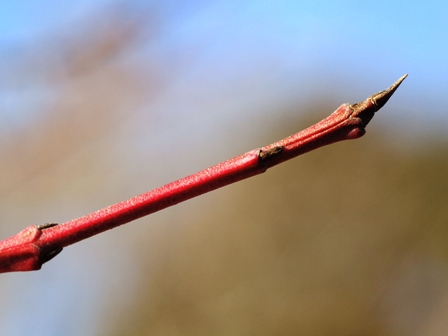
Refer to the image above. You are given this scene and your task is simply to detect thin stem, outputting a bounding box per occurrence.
[0,74,407,273]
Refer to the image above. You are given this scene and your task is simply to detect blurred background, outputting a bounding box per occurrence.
[0,1,447,335]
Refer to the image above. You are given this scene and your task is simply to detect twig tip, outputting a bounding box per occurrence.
[371,73,408,111]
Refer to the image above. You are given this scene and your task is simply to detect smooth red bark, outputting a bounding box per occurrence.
[0,74,407,273]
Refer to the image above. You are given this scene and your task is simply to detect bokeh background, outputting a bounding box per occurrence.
[1,1,447,335]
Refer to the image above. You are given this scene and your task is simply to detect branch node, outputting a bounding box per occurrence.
[258,146,284,162]
[36,223,59,230]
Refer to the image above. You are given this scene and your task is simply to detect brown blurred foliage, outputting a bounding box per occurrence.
[104,113,448,336]
[1,4,448,336]
[0,4,162,215]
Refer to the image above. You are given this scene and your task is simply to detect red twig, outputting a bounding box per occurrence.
[0,74,407,273]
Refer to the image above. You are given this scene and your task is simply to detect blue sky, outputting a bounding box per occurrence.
[0,1,112,40]
[1,0,448,131]
[1,0,448,136]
